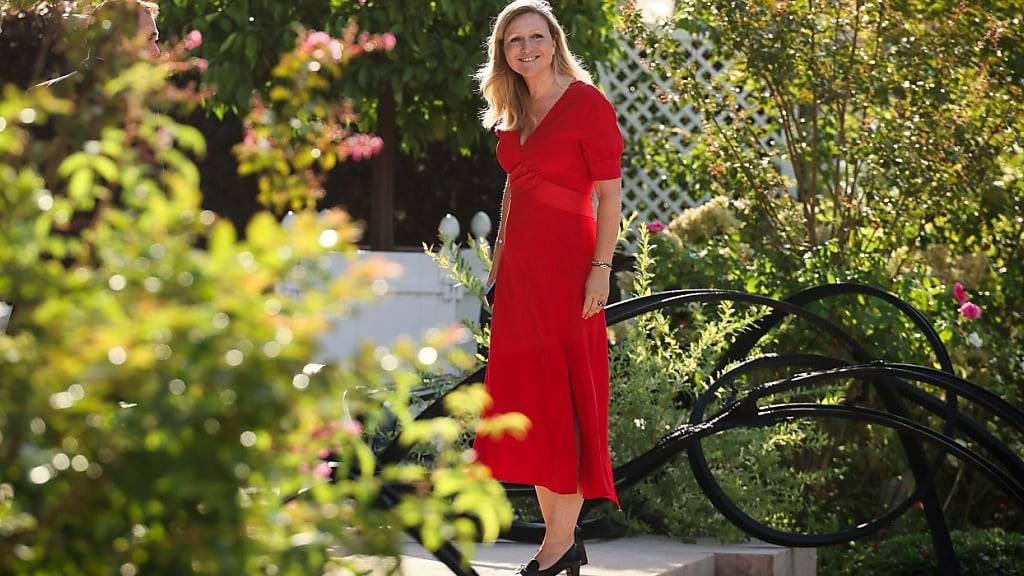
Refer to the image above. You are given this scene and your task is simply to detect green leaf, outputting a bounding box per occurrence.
[92,156,119,183]
[57,152,90,178]
[209,219,236,256]
[67,169,94,201]
[175,125,207,157]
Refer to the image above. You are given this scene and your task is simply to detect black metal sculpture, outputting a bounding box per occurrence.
[323,283,1024,576]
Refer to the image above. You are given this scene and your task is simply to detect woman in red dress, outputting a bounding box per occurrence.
[470,1,624,574]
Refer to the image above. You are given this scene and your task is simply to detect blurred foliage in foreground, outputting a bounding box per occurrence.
[0,4,515,574]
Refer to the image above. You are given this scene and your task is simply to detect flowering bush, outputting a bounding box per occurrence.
[234,25,395,213]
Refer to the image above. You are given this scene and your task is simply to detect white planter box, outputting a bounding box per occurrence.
[315,249,488,372]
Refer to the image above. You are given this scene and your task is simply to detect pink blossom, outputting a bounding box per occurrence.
[310,423,328,439]
[155,127,172,149]
[952,282,967,305]
[328,39,344,62]
[344,134,384,161]
[382,32,397,51]
[243,128,256,146]
[190,57,208,73]
[646,221,667,233]
[301,31,333,52]
[317,448,331,459]
[959,302,981,320]
[314,462,333,479]
[183,29,203,50]
[341,420,363,436]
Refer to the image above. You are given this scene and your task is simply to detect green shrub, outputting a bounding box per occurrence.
[819,530,1024,576]
[620,0,1024,539]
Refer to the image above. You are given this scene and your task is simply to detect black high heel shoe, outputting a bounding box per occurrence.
[574,525,588,566]
[513,541,584,576]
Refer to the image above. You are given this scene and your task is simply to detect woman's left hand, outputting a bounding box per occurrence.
[582,267,611,319]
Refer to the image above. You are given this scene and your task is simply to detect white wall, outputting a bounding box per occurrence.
[314,249,489,373]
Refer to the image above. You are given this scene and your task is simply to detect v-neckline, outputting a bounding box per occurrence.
[518,79,579,148]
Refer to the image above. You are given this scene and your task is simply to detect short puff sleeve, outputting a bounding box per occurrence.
[580,92,624,181]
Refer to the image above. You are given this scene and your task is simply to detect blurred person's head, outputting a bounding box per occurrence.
[91,0,160,58]
[28,0,161,92]
[1,4,73,89]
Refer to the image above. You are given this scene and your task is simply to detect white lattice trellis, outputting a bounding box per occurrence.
[595,30,791,228]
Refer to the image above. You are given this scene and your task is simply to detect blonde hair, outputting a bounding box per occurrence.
[476,0,593,132]
[94,0,160,19]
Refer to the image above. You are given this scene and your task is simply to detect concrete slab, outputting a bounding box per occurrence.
[397,535,715,576]
[689,541,816,576]
[342,535,814,576]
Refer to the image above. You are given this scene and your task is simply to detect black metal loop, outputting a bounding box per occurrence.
[301,283,1022,576]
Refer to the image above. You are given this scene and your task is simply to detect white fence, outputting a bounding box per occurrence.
[595,30,791,226]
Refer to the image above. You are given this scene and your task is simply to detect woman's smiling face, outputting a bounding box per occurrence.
[503,11,555,79]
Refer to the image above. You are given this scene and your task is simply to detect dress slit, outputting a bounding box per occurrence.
[565,345,583,493]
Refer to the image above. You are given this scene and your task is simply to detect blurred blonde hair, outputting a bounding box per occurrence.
[94,0,160,18]
[476,0,592,132]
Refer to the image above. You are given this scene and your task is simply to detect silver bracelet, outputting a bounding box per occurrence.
[591,259,612,270]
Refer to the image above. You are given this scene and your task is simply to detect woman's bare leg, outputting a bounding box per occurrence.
[531,409,584,570]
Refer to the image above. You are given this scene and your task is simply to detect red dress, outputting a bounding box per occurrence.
[471,80,624,511]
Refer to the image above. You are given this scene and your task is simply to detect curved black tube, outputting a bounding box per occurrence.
[300,283,1023,576]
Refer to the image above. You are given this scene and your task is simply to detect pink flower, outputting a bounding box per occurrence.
[952,282,967,305]
[344,134,384,161]
[959,302,981,320]
[328,39,344,62]
[317,448,331,459]
[190,57,208,73]
[382,32,397,51]
[183,29,203,50]
[155,127,172,149]
[314,462,333,479]
[646,221,667,233]
[301,31,333,52]
[341,420,363,436]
